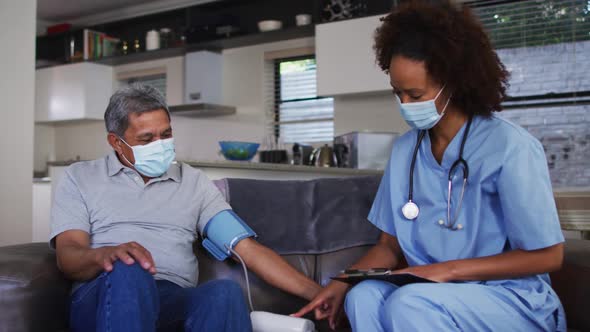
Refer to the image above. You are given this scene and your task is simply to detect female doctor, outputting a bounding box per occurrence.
[294,1,565,331]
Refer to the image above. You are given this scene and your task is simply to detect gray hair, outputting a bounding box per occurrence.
[104,84,170,137]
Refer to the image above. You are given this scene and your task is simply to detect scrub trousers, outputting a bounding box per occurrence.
[344,280,563,332]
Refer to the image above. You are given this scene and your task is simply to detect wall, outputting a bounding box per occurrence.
[0,0,36,245]
[53,121,110,161]
[34,124,55,173]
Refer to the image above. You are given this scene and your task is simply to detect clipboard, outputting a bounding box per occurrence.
[331,272,436,287]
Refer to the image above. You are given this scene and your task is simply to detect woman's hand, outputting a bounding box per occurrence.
[391,262,453,283]
[292,281,350,330]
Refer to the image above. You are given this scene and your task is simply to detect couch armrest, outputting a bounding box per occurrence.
[550,239,590,332]
[0,243,71,332]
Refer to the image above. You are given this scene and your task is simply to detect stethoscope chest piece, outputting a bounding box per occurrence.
[402,201,419,220]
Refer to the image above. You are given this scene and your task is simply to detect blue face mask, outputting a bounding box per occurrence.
[119,137,176,178]
[396,86,451,130]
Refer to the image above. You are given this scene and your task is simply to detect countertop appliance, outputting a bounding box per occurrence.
[309,144,337,167]
[292,143,314,166]
[334,131,399,170]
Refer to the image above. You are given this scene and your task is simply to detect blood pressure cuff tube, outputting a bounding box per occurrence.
[202,210,257,261]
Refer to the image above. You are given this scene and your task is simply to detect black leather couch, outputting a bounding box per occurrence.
[0,177,589,332]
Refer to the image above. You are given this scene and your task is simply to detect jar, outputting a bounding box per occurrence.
[146,29,160,51]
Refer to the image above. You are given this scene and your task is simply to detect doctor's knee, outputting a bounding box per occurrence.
[345,280,390,313]
[383,284,432,317]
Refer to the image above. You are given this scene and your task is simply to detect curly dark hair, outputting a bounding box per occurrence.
[374,0,509,116]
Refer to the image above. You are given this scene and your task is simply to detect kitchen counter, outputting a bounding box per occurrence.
[182,160,383,176]
[47,160,82,167]
[45,159,384,178]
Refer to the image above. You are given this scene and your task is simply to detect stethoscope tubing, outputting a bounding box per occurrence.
[405,117,473,230]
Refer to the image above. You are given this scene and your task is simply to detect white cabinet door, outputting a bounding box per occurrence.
[185,51,223,104]
[36,63,114,122]
[316,15,390,96]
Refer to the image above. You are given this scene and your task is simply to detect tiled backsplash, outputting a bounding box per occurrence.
[495,41,589,189]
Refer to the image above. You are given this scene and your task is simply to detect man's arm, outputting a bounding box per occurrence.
[234,238,321,301]
[56,230,157,281]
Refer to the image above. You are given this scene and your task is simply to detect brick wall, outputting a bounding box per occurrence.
[498,41,590,97]
[496,41,590,189]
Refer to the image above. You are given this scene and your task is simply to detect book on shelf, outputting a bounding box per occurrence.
[83,29,120,60]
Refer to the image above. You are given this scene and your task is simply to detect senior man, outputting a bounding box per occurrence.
[50,84,321,332]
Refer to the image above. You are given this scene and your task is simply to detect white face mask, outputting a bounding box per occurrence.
[396,85,451,130]
[119,137,176,177]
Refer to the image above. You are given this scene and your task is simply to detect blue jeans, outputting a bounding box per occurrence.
[69,261,252,332]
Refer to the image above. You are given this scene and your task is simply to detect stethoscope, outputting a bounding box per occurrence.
[401,117,473,231]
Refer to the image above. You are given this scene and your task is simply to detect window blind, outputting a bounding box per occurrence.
[470,0,590,50]
[273,57,334,144]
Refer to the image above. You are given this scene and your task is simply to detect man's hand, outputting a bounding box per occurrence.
[95,242,157,274]
[292,281,350,330]
[56,230,157,281]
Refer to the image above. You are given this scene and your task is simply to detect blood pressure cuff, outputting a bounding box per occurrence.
[202,210,257,261]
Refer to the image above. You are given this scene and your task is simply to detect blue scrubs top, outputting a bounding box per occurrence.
[368,114,565,327]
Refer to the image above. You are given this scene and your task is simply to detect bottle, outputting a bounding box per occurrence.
[160,28,173,48]
[121,41,129,55]
[133,38,141,52]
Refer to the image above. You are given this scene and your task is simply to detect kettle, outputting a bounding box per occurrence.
[309,144,337,167]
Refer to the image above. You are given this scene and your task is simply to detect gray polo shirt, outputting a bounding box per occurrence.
[49,151,231,288]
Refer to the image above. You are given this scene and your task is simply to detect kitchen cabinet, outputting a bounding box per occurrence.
[316,14,390,96]
[184,51,223,104]
[35,62,114,122]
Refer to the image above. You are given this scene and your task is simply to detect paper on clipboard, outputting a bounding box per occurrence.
[331,272,436,287]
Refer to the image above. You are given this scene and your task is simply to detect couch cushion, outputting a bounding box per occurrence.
[0,243,70,332]
[223,177,382,255]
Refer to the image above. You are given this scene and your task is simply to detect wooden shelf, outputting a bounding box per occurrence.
[188,25,315,52]
[92,46,186,66]
[36,25,315,69]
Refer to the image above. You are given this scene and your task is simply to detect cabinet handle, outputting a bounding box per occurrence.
[189,92,202,101]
